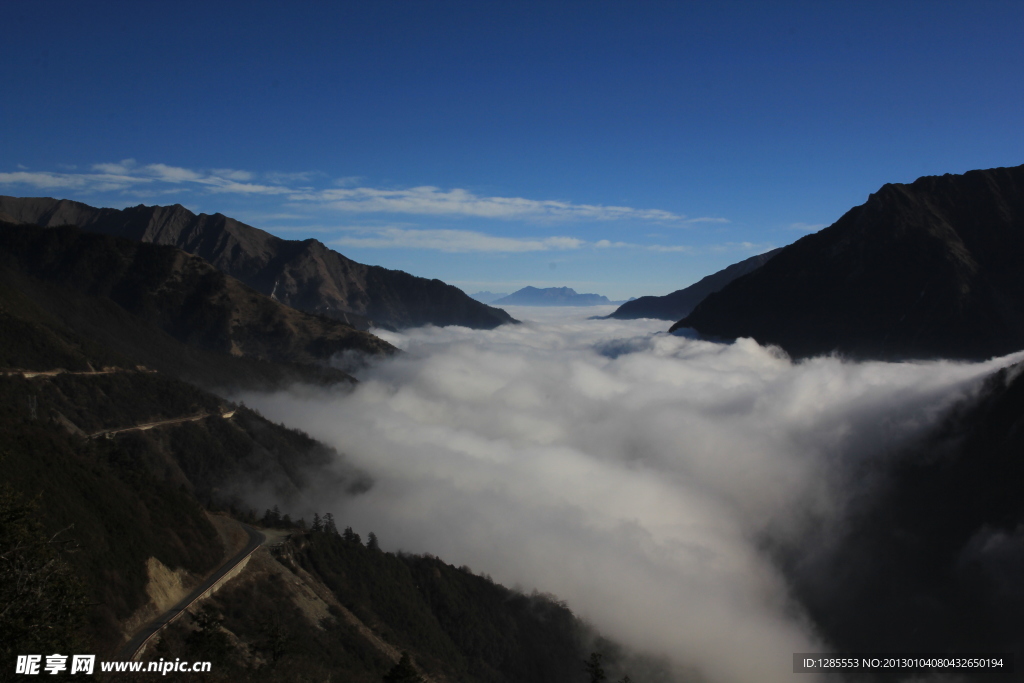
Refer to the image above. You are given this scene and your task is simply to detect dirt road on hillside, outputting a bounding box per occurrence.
[116,523,265,661]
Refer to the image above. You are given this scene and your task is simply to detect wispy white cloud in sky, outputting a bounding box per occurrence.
[292,185,712,223]
[682,216,730,224]
[596,239,693,253]
[1,161,726,228]
[0,169,157,193]
[326,228,746,254]
[647,244,693,253]
[0,159,294,197]
[331,227,585,253]
[326,227,703,254]
[210,168,255,182]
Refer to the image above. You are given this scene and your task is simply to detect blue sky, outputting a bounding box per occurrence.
[2,1,1022,300]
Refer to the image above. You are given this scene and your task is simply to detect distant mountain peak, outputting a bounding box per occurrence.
[492,286,621,306]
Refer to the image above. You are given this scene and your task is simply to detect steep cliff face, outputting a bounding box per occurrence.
[0,196,517,331]
[671,164,1024,361]
[608,248,781,321]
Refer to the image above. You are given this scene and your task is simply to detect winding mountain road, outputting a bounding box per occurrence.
[2,367,154,379]
[88,410,236,439]
[116,523,266,661]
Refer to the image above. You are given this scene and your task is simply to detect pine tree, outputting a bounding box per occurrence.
[583,652,607,683]
[383,652,424,683]
[312,512,323,532]
[324,512,338,536]
[367,531,380,551]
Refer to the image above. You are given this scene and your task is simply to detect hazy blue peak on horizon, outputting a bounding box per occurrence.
[469,291,510,304]
[492,286,628,306]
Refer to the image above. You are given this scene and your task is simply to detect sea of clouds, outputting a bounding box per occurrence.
[235,306,1022,683]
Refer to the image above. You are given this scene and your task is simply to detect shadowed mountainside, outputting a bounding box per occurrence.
[671,164,1024,360]
[779,362,1024,679]
[0,261,356,392]
[0,223,395,373]
[607,248,781,321]
[0,196,517,331]
[0,351,366,655]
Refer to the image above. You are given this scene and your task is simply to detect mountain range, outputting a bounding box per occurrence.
[0,196,516,332]
[491,286,626,306]
[606,248,782,320]
[671,164,1024,361]
[0,222,397,393]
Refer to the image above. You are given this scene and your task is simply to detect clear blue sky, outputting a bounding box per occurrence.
[3,1,1022,299]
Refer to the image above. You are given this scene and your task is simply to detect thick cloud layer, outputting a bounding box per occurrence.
[236,306,1023,683]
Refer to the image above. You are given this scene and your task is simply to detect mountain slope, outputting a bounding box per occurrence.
[0,254,660,681]
[0,196,517,331]
[0,361,365,654]
[608,249,781,320]
[0,223,395,369]
[671,164,1024,360]
[781,361,1024,667]
[0,262,355,391]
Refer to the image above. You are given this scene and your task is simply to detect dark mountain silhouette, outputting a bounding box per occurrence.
[671,164,1024,361]
[0,196,517,331]
[780,361,1024,672]
[0,223,395,372]
[492,286,617,306]
[607,248,782,320]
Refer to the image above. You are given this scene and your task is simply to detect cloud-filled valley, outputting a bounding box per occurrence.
[236,307,1023,683]
[6,6,1024,680]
